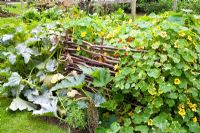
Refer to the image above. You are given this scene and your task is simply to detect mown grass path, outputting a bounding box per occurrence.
[0,97,69,133]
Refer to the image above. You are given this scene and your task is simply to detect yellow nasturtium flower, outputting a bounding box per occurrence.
[160,31,167,38]
[189,104,197,112]
[174,78,181,85]
[178,104,184,110]
[179,31,186,37]
[178,108,186,117]
[178,104,186,117]
[187,36,193,41]
[192,117,197,122]
[128,111,133,117]
[81,32,87,37]
[174,41,179,48]
[76,46,81,51]
[147,119,153,126]
[114,64,120,71]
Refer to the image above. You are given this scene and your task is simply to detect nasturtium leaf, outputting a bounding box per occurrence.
[159,83,176,93]
[168,121,187,133]
[3,72,22,87]
[167,15,184,25]
[110,122,121,133]
[188,122,200,133]
[195,45,200,53]
[147,68,160,79]
[165,99,175,107]
[9,97,36,111]
[120,126,134,133]
[92,68,112,87]
[152,97,163,108]
[46,59,57,72]
[170,67,182,76]
[51,74,85,91]
[168,53,181,63]
[100,100,117,111]
[134,125,149,133]
[179,48,197,63]
[153,113,170,132]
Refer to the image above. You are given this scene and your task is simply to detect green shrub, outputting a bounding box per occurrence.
[42,7,63,20]
[22,8,41,22]
[178,0,200,14]
[138,1,172,14]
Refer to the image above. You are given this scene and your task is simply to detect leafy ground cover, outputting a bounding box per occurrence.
[0,97,69,133]
[0,7,200,132]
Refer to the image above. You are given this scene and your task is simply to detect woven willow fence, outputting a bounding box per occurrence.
[61,35,147,78]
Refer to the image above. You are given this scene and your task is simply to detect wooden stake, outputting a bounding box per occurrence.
[131,0,137,19]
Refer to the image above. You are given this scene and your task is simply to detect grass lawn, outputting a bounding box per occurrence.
[0,97,69,133]
[0,3,26,15]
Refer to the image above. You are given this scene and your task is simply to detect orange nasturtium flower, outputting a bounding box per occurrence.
[174,78,181,85]
[81,32,87,37]
[147,119,153,126]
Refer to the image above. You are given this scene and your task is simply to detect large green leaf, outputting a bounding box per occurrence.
[100,100,118,111]
[46,59,57,72]
[159,83,176,93]
[51,74,85,91]
[147,68,160,79]
[3,72,22,87]
[9,97,37,111]
[92,68,112,87]
[16,43,38,64]
[25,90,58,115]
